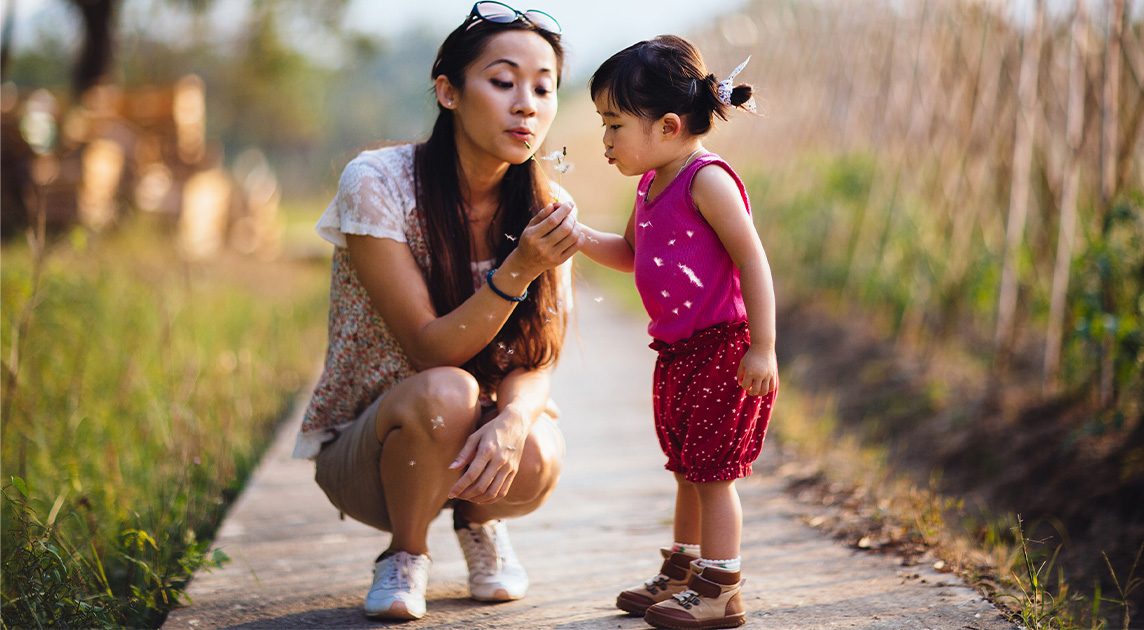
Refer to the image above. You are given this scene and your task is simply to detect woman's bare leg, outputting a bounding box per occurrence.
[374,367,481,555]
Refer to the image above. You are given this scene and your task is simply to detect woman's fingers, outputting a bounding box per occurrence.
[449,437,519,501]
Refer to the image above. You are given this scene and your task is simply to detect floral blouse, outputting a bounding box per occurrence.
[293,143,573,459]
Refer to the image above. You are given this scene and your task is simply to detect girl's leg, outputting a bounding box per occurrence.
[673,473,702,546]
[372,367,482,555]
[693,479,742,561]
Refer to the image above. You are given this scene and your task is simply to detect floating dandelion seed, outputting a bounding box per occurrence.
[686,230,694,237]
[546,307,557,314]
[672,308,679,314]
[505,233,518,242]
[409,461,416,466]
[431,416,445,430]
[668,239,676,246]
[510,272,519,278]
[534,145,571,201]
[684,301,693,308]
[639,221,653,228]
[594,296,604,303]
[459,324,467,329]
[654,257,664,267]
[661,290,670,298]
[678,264,704,287]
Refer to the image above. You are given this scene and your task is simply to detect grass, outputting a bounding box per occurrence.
[1,214,330,628]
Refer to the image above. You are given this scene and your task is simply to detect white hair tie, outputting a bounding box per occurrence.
[716,56,757,113]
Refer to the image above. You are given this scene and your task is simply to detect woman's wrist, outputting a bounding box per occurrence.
[495,254,542,290]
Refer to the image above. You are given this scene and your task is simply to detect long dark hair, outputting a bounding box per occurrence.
[589,35,753,136]
[416,15,567,387]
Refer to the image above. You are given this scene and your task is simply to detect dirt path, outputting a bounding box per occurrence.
[162,296,1014,629]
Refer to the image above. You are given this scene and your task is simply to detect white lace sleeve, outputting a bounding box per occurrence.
[315,145,417,248]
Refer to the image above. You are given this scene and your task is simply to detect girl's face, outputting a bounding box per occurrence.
[594,90,658,177]
[443,30,559,167]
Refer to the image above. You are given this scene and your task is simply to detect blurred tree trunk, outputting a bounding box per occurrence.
[1044,0,1089,391]
[1098,0,1124,407]
[69,0,121,95]
[1,0,14,77]
[996,0,1044,363]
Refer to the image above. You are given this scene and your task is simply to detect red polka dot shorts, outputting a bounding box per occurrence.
[651,320,776,483]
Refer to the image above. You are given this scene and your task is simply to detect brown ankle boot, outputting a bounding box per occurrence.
[643,562,746,629]
[616,548,697,616]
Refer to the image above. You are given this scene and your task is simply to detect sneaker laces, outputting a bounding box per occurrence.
[377,553,416,590]
[460,523,503,575]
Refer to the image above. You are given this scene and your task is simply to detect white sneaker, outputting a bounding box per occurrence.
[363,551,431,619]
[455,519,529,601]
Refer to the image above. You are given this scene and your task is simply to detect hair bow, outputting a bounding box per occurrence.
[716,56,756,113]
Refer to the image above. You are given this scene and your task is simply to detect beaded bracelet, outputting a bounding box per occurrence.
[486,268,528,302]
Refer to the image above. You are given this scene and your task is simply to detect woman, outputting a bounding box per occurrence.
[291,2,581,621]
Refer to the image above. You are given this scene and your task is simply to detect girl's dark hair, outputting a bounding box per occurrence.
[416,16,567,387]
[589,35,753,136]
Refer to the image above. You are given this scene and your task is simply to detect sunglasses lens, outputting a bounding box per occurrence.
[523,10,561,34]
[474,1,517,23]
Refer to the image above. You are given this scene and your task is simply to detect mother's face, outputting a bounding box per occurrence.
[438,30,559,166]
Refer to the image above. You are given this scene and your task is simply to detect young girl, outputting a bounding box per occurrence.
[578,35,778,629]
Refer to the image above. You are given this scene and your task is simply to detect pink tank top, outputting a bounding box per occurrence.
[633,153,750,344]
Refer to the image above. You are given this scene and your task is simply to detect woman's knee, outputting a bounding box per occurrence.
[505,419,564,506]
[377,367,481,443]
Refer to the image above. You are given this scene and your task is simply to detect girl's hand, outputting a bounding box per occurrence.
[447,410,529,504]
[512,201,583,278]
[737,345,778,397]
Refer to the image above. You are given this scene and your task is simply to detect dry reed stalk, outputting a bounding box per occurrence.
[996,0,1045,361]
[1045,0,1090,390]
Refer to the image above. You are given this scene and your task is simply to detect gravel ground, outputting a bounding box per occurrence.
[163,295,1015,630]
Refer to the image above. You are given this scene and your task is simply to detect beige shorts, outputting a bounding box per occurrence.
[314,395,562,532]
[314,395,396,531]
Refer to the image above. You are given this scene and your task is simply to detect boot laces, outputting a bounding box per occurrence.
[672,589,701,608]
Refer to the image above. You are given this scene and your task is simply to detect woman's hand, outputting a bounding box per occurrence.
[737,344,778,397]
[508,201,583,279]
[447,409,529,504]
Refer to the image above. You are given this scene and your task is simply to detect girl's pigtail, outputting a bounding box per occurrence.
[729,84,754,110]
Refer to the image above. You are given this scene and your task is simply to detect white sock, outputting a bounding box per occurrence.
[698,557,741,572]
[671,542,701,556]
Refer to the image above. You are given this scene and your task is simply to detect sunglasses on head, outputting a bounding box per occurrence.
[466,1,561,35]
